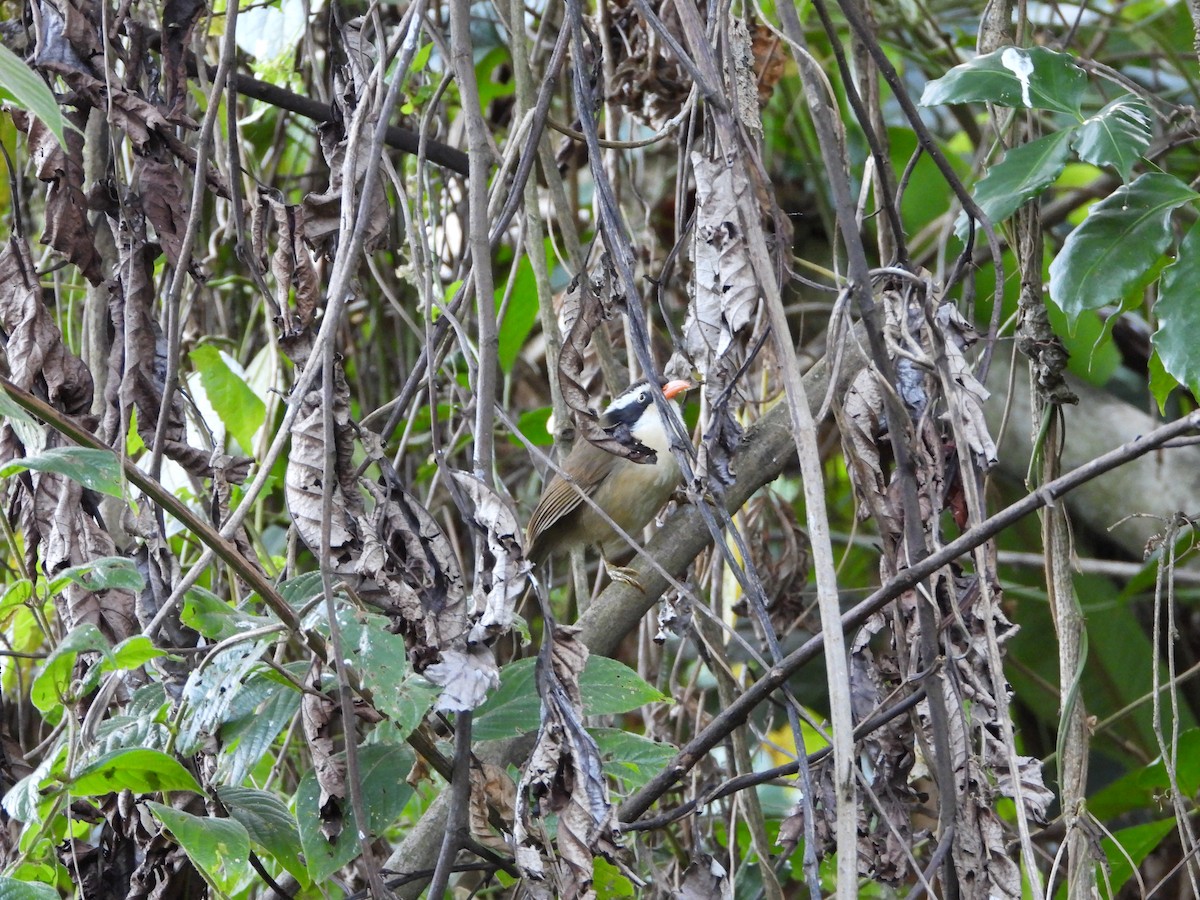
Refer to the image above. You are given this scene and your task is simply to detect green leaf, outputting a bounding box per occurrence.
[1152,219,1200,398]
[0,43,70,147]
[920,46,1086,116]
[1147,349,1176,414]
[216,785,307,885]
[1088,728,1200,820]
[591,727,676,789]
[48,556,144,595]
[107,636,166,671]
[215,663,303,784]
[70,748,202,796]
[473,656,669,741]
[1096,819,1175,899]
[955,130,1074,240]
[31,623,109,714]
[0,875,60,900]
[295,744,415,883]
[182,587,272,641]
[1048,173,1199,322]
[177,643,269,756]
[331,608,438,738]
[0,447,122,498]
[189,345,267,453]
[147,802,252,895]
[1072,96,1151,182]
[509,407,554,447]
[496,255,540,373]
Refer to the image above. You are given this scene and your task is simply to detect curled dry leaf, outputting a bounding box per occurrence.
[0,237,95,417]
[101,210,216,477]
[450,471,528,644]
[282,335,362,564]
[258,193,321,328]
[7,108,102,285]
[677,854,732,900]
[301,661,345,842]
[934,304,998,468]
[680,150,763,487]
[514,628,621,897]
[160,0,205,117]
[135,156,200,279]
[607,0,690,128]
[302,120,390,257]
[557,263,658,463]
[469,760,517,853]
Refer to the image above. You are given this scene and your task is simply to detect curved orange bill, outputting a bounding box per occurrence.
[661,379,693,400]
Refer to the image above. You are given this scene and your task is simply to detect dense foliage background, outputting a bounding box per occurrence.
[2,0,1200,896]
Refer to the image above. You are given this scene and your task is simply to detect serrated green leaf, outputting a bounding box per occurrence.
[0,447,122,498]
[147,802,252,895]
[956,130,1074,240]
[920,46,1086,116]
[189,345,266,453]
[70,748,202,796]
[0,875,60,900]
[473,656,669,741]
[1048,173,1199,321]
[295,744,414,883]
[0,43,69,147]
[1072,96,1151,182]
[31,623,109,713]
[1152,219,1200,398]
[216,785,307,884]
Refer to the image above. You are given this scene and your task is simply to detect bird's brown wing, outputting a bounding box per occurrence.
[525,442,615,560]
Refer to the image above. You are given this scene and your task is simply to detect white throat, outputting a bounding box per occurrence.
[630,405,678,459]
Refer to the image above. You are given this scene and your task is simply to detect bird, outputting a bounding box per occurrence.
[525,379,693,575]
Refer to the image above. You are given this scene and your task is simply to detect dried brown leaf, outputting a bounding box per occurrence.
[8,108,102,285]
[450,471,528,644]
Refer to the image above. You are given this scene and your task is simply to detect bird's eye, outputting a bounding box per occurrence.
[638,392,647,403]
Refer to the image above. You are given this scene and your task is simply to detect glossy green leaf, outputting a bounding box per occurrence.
[216,785,307,884]
[107,636,166,671]
[147,802,252,895]
[295,744,414,883]
[0,875,60,900]
[1072,96,1151,182]
[189,345,266,453]
[1152,219,1200,398]
[1048,173,1199,321]
[509,407,554,447]
[956,130,1074,240]
[1095,819,1175,899]
[1147,349,1176,414]
[0,447,122,498]
[473,656,669,741]
[70,748,202,796]
[1088,729,1200,820]
[920,46,1086,116]
[0,43,69,147]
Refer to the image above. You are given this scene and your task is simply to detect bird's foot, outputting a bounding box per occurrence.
[603,559,644,592]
